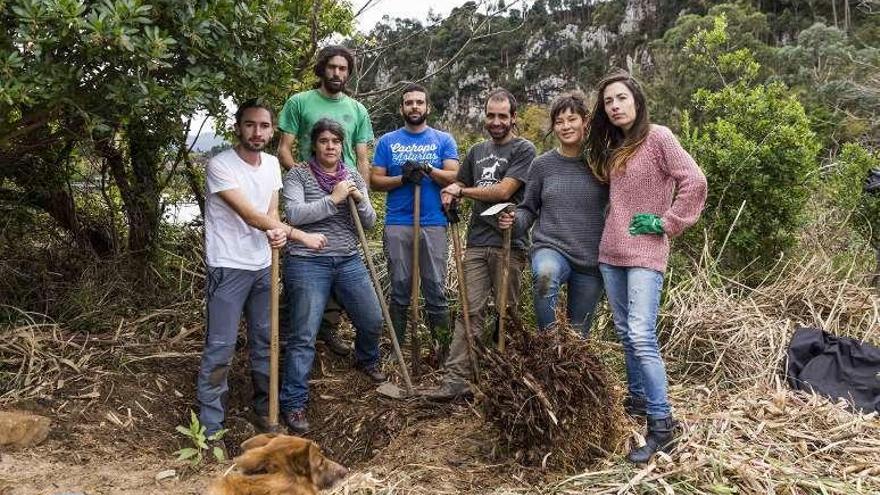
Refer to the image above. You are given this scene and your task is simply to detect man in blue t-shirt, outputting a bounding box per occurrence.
[371,84,459,358]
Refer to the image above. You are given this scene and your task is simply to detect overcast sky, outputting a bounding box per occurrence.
[354,0,473,31]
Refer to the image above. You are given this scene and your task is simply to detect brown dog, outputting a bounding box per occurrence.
[207,434,348,495]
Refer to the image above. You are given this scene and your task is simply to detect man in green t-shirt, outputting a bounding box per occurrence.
[277,45,375,358]
[277,45,373,182]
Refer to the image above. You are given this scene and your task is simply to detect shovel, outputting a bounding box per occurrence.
[481,202,515,353]
[347,197,414,398]
[409,182,422,377]
[268,248,281,432]
[447,202,480,386]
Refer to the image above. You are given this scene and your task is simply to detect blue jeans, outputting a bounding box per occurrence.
[280,255,383,412]
[531,248,604,336]
[599,263,670,418]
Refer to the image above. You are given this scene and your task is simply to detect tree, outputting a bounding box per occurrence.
[1,0,353,260]
[826,143,880,288]
[775,22,880,147]
[676,13,821,275]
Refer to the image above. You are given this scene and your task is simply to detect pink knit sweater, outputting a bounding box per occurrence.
[599,125,708,273]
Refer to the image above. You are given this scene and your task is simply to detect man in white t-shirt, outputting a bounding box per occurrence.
[198,99,327,443]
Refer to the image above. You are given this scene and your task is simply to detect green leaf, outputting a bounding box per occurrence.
[175,448,198,460]
[212,446,226,462]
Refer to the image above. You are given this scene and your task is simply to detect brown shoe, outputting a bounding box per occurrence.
[421,381,472,402]
[283,409,309,434]
[357,364,387,383]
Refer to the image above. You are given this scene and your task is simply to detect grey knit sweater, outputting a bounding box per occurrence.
[282,167,375,257]
[514,150,609,271]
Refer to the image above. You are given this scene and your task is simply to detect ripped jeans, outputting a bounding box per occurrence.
[531,247,604,337]
[197,266,271,436]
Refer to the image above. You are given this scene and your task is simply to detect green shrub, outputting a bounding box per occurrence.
[826,143,880,249]
[681,81,820,274]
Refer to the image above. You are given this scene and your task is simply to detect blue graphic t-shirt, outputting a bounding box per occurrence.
[373,127,459,226]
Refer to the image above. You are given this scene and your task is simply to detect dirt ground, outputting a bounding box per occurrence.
[0,334,562,495]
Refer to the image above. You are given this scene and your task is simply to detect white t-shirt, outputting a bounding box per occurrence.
[204,149,283,270]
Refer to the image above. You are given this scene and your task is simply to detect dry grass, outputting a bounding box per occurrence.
[662,255,880,386]
[2,245,879,494]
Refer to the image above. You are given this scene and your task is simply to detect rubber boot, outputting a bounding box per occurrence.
[389,303,409,347]
[627,416,679,464]
[250,372,272,432]
[427,311,451,368]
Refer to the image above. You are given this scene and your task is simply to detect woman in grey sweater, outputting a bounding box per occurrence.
[499,93,609,336]
[279,118,384,435]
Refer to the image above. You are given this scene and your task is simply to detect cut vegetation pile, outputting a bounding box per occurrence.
[478,324,624,470]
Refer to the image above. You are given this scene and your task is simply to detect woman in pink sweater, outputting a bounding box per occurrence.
[586,71,707,464]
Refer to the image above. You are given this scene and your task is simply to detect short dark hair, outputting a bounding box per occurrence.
[235,98,274,125]
[309,118,345,153]
[314,45,355,80]
[400,83,429,105]
[485,88,518,116]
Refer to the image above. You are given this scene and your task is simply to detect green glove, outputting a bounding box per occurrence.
[628,213,664,235]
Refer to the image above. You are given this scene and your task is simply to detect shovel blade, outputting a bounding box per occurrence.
[376,382,410,399]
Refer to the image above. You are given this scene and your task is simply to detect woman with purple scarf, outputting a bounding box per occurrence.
[279,118,384,434]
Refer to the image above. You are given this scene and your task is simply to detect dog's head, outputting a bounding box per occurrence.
[234,434,348,490]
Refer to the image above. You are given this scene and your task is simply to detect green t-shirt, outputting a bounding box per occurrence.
[278,89,374,170]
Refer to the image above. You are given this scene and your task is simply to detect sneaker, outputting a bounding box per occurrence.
[319,331,352,357]
[357,364,387,383]
[421,381,472,402]
[284,409,309,434]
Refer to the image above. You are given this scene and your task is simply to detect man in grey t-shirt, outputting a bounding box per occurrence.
[424,89,536,400]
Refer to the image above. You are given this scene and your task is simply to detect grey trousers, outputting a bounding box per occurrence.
[197,266,271,436]
[383,224,448,318]
[445,246,528,385]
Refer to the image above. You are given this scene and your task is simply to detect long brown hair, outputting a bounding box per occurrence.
[586,70,650,182]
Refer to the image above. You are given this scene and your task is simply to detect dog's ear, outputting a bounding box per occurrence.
[241,433,278,451]
[234,446,270,473]
[277,440,313,476]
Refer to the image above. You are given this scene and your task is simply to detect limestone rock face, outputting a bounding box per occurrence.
[0,411,51,448]
[619,0,658,35]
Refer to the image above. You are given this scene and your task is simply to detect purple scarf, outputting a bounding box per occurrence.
[309,159,350,193]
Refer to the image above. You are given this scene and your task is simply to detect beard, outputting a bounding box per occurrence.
[239,138,267,152]
[404,111,427,126]
[323,77,346,94]
[486,123,512,140]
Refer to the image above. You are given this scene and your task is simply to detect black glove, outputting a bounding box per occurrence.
[444,201,461,224]
[865,168,880,195]
[402,160,428,184]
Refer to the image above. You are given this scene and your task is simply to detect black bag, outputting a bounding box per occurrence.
[785,326,880,413]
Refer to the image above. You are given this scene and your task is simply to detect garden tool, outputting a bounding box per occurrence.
[410,181,422,377]
[446,201,480,385]
[268,248,281,432]
[481,202,515,353]
[347,197,414,398]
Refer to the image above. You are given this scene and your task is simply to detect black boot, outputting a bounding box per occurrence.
[317,324,351,357]
[623,395,647,418]
[427,311,451,367]
[627,416,679,464]
[250,372,271,432]
[389,303,409,347]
